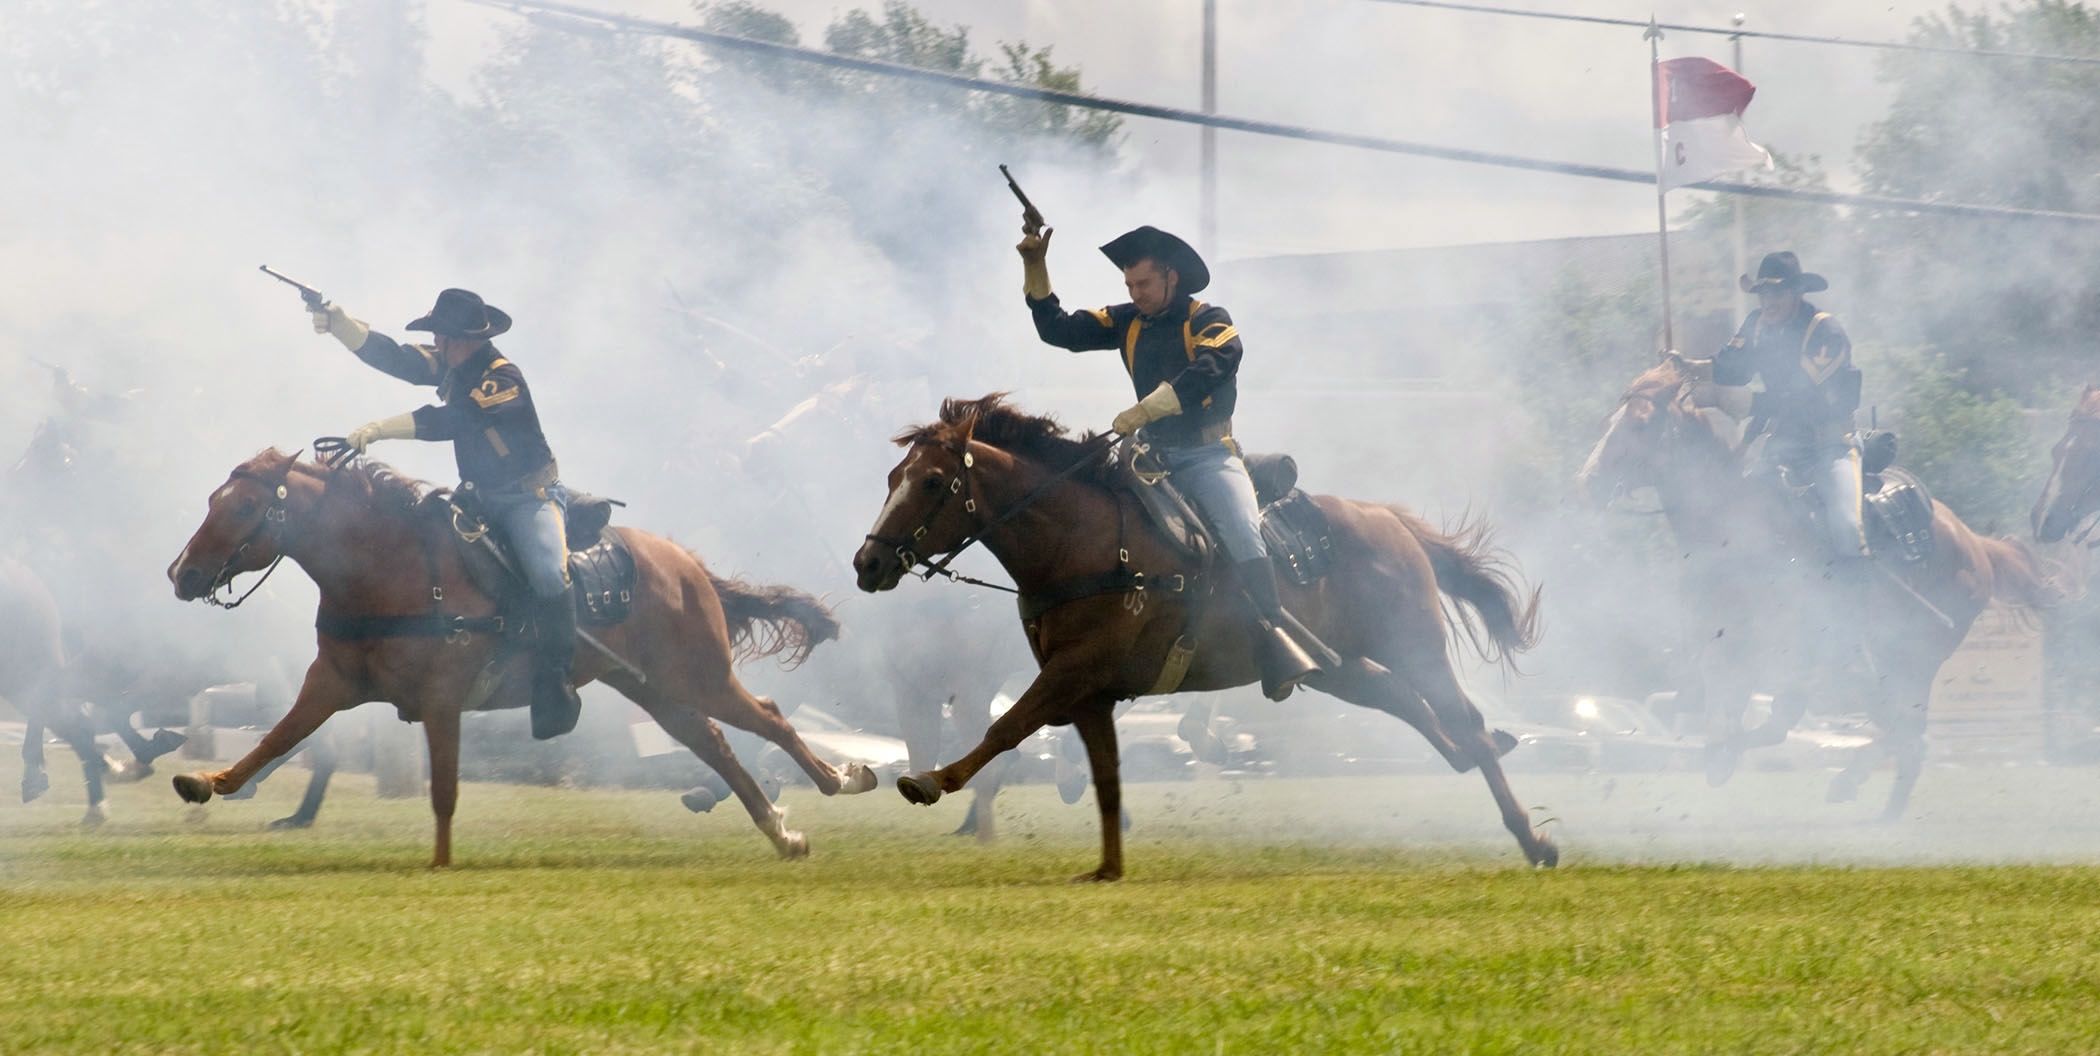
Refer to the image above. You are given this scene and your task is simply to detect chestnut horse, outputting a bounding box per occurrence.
[165,449,876,866]
[1579,359,2062,817]
[853,396,1554,881]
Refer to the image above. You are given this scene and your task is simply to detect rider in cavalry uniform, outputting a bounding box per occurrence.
[1694,251,1868,649]
[311,288,582,739]
[1018,221,1337,701]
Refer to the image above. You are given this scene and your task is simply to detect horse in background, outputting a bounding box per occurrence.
[166,449,876,867]
[1580,358,2062,818]
[855,395,1553,881]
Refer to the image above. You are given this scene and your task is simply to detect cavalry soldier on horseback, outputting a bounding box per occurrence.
[1691,251,1868,651]
[310,288,582,739]
[1697,251,1863,557]
[1017,220,1337,701]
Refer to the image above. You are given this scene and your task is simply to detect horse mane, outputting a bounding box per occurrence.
[894,393,1113,482]
[235,447,444,517]
[1618,358,1690,414]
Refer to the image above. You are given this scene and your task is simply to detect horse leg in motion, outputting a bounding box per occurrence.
[639,689,808,858]
[1386,635,1557,867]
[226,729,339,830]
[1306,658,1471,772]
[1827,668,1933,821]
[1069,700,1124,882]
[173,659,354,815]
[95,705,186,774]
[20,721,51,803]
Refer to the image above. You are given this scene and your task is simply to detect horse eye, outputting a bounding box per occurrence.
[237,499,257,516]
[921,477,944,493]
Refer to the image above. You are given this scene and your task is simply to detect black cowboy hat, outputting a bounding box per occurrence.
[406,288,512,338]
[1099,226,1210,295]
[1738,251,1828,294]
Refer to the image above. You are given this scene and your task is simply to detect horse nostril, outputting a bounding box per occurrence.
[177,567,206,597]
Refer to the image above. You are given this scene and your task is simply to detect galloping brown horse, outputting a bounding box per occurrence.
[853,395,1554,881]
[166,449,876,866]
[1580,359,2061,817]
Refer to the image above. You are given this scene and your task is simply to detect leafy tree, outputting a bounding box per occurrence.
[1854,0,2100,402]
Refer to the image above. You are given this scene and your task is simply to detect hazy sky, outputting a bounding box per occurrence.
[430,0,1955,258]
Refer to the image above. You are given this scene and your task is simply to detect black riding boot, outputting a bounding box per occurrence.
[1238,558,1337,702]
[531,591,582,741]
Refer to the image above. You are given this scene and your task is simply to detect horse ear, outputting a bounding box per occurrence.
[951,408,979,450]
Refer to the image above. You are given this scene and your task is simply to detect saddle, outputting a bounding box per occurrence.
[1118,444,1335,585]
[446,485,639,629]
[1773,430,1936,565]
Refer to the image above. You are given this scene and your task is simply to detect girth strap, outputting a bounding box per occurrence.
[1017,567,1197,623]
[316,611,508,641]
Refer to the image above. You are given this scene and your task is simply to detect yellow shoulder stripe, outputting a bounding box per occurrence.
[1088,308,1113,328]
[488,357,512,371]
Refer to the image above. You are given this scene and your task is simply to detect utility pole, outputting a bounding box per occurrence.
[1200,0,1218,256]
[1731,13,1749,318]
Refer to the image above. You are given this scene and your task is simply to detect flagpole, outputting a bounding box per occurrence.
[1646,17,1676,353]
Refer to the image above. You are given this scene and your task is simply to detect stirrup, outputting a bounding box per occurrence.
[1256,624,1320,702]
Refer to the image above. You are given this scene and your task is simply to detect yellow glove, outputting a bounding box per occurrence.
[1018,226,1054,300]
[311,302,370,352]
[1112,382,1183,435]
[345,412,418,454]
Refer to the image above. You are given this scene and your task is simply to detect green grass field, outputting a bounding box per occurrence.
[5,753,2100,1054]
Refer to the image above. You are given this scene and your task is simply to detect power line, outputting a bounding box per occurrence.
[1365,0,2100,67]
[458,0,2100,227]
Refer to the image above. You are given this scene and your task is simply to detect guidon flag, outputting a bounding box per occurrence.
[1655,57,1773,190]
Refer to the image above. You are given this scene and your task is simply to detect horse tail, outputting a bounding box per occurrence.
[706,573,841,668]
[1398,510,1544,670]
[1980,536,2076,612]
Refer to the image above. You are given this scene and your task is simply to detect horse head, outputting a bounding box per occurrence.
[1576,356,1720,505]
[167,447,307,603]
[854,398,987,593]
[2034,383,2100,543]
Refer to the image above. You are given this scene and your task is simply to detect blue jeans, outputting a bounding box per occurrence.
[1768,438,1867,560]
[482,483,571,599]
[1162,441,1267,564]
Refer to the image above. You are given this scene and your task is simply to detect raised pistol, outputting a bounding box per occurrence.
[259,265,326,310]
[1000,164,1047,236]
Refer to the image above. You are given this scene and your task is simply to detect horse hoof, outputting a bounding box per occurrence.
[680,787,719,814]
[1056,765,1088,806]
[949,813,980,838]
[1531,835,1560,869]
[1491,729,1519,758]
[1702,743,1739,788]
[775,830,810,859]
[81,801,109,827]
[896,772,943,806]
[21,772,49,803]
[1826,774,1860,804]
[838,763,878,795]
[172,772,216,805]
[137,729,187,766]
[268,814,316,831]
[1070,866,1122,883]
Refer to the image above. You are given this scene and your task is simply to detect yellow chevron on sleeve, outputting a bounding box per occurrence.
[1191,324,1239,349]
[471,379,520,408]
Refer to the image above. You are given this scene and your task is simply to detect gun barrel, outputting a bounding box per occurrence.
[259,265,326,307]
[999,164,1045,231]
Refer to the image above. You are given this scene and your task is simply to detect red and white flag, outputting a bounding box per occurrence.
[1655,57,1772,190]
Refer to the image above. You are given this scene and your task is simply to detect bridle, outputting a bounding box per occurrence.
[864,434,1118,593]
[202,454,302,610]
